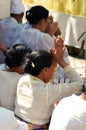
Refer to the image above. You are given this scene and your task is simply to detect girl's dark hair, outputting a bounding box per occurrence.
[26,5,49,24]
[4,44,32,68]
[24,50,53,76]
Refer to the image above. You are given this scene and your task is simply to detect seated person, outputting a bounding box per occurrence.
[45,15,70,80]
[49,81,86,130]
[0,44,32,111]
[0,0,25,64]
[10,0,25,23]
[15,5,70,82]
[14,37,83,130]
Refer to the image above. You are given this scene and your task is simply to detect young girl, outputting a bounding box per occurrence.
[15,38,83,130]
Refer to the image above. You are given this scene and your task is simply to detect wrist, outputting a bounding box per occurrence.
[57,59,69,68]
[64,65,72,72]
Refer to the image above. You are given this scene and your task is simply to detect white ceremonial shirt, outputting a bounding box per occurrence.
[15,28,55,52]
[0,70,22,110]
[15,65,83,125]
[49,94,86,130]
[0,17,22,63]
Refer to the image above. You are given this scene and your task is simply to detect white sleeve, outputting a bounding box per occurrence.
[37,33,55,52]
[47,65,83,105]
[49,96,86,130]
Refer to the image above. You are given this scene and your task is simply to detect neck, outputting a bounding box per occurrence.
[32,22,44,32]
[79,93,86,100]
[8,66,24,74]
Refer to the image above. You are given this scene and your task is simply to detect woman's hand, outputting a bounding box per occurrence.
[50,36,69,68]
[45,15,61,37]
[47,22,59,36]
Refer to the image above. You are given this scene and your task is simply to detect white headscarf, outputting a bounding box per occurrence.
[11,0,25,14]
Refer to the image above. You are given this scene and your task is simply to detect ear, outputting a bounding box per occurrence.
[41,18,45,23]
[20,13,24,18]
[42,67,49,74]
[41,19,45,26]
[41,19,46,32]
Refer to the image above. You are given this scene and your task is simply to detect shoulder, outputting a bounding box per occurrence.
[0,17,17,24]
[0,70,21,79]
[18,74,43,83]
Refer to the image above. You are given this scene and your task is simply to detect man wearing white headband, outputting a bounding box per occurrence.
[0,0,25,64]
[10,0,25,23]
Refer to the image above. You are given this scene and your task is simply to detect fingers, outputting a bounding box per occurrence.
[56,36,64,45]
[50,48,56,55]
[55,36,65,49]
[49,15,53,23]
[54,27,61,37]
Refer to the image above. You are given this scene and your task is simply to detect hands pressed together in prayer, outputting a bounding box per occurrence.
[50,36,69,68]
[45,15,61,37]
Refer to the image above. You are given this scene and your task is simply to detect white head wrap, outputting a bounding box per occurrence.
[11,0,25,14]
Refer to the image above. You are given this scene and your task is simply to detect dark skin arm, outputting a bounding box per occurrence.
[0,43,6,52]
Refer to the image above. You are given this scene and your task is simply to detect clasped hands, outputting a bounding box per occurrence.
[50,36,68,68]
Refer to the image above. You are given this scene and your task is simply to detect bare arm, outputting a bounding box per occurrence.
[0,43,6,52]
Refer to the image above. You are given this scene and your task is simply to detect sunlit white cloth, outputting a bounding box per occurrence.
[49,94,86,130]
[49,12,86,49]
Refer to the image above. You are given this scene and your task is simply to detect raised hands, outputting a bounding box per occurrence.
[50,36,69,68]
[45,15,61,37]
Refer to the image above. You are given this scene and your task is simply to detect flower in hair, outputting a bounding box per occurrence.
[31,62,35,68]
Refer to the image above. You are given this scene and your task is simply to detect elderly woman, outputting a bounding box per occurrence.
[0,44,32,111]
